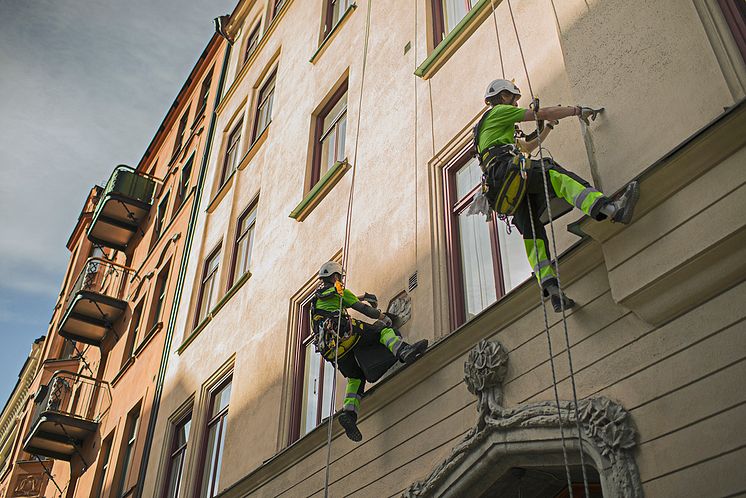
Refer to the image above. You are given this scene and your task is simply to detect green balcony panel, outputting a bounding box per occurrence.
[87,165,156,251]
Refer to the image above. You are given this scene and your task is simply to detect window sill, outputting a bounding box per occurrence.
[177,272,252,355]
[206,170,236,214]
[415,0,495,79]
[238,125,270,172]
[309,4,357,64]
[111,356,135,387]
[289,160,351,221]
[134,322,162,357]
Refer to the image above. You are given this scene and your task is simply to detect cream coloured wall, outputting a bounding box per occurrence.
[143,0,745,496]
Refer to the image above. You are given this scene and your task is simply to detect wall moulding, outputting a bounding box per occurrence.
[403,339,643,498]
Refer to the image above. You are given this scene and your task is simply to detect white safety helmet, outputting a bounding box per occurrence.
[318,261,343,279]
[484,79,521,104]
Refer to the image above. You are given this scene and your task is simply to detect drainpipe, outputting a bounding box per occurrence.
[135,41,231,497]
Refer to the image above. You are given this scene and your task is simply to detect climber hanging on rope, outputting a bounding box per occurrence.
[311,261,428,442]
[470,79,639,312]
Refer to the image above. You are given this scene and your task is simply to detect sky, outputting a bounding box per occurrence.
[0,0,236,405]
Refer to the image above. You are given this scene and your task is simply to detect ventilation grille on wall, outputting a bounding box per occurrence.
[408,272,418,292]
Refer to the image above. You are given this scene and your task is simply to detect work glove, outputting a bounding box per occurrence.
[577,106,604,126]
[378,314,393,328]
[361,292,378,309]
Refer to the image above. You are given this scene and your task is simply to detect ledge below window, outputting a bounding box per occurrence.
[309,4,357,64]
[415,0,495,80]
[289,160,351,221]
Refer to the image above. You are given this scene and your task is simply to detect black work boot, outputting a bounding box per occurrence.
[397,340,429,365]
[550,293,576,313]
[339,410,362,442]
[610,181,640,224]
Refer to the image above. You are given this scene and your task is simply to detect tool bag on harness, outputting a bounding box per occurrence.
[310,289,361,361]
[472,110,529,216]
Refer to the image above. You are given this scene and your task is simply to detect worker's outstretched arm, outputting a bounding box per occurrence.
[523,106,600,123]
[351,301,383,320]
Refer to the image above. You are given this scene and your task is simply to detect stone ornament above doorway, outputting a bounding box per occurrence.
[403,339,643,498]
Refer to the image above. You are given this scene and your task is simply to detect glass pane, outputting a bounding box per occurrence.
[322,93,347,134]
[335,114,347,162]
[455,158,482,200]
[199,425,219,498]
[320,363,335,421]
[212,382,232,417]
[301,344,321,436]
[320,131,336,177]
[496,218,532,292]
[443,0,472,34]
[165,453,184,498]
[213,420,227,493]
[174,418,191,448]
[457,210,497,320]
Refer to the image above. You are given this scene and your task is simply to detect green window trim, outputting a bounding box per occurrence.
[415,0,495,79]
[309,3,358,64]
[176,271,252,355]
[289,160,350,221]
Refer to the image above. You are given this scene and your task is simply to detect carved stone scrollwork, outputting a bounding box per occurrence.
[13,474,43,497]
[404,339,643,498]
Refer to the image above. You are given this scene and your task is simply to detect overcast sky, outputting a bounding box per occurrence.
[0,0,235,404]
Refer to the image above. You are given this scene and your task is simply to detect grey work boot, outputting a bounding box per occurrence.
[609,181,640,224]
[339,410,362,442]
[545,282,576,313]
[397,340,429,365]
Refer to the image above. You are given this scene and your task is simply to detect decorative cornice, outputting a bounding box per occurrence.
[404,339,643,497]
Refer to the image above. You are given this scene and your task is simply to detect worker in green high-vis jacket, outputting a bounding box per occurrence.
[310,261,428,442]
[474,79,640,311]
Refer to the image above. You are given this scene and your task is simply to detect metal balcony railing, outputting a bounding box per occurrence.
[87,165,157,251]
[23,371,111,461]
[58,258,134,347]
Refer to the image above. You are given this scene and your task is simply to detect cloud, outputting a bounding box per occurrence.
[0,0,235,313]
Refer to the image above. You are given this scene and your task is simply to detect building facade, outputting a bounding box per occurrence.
[139,0,746,497]
[0,34,227,498]
[3,0,746,497]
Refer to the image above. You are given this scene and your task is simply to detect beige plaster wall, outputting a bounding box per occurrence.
[144,0,745,496]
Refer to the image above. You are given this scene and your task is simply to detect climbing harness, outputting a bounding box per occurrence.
[505,0,593,495]
[310,285,361,361]
[322,1,373,496]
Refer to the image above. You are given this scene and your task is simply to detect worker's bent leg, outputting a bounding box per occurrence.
[343,377,364,415]
[512,194,557,289]
[379,327,403,356]
[546,164,608,220]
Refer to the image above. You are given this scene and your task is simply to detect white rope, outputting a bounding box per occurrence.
[323,1,374,495]
[505,0,591,495]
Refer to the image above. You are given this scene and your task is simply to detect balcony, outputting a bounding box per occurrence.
[58,258,133,347]
[23,371,111,461]
[87,165,156,251]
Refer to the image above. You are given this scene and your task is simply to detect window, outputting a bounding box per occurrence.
[243,24,261,64]
[271,0,286,19]
[114,405,141,497]
[432,0,476,44]
[122,301,144,362]
[197,378,232,498]
[152,192,170,247]
[230,201,257,286]
[175,155,194,212]
[195,245,222,326]
[325,0,353,34]
[311,82,348,187]
[172,107,191,158]
[59,339,77,360]
[444,153,531,328]
[163,413,191,498]
[197,69,213,116]
[718,0,746,62]
[147,264,170,332]
[220,121,243,185]
[289,291,335,443]
[91,435,113,498]
[253,71,276,141]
